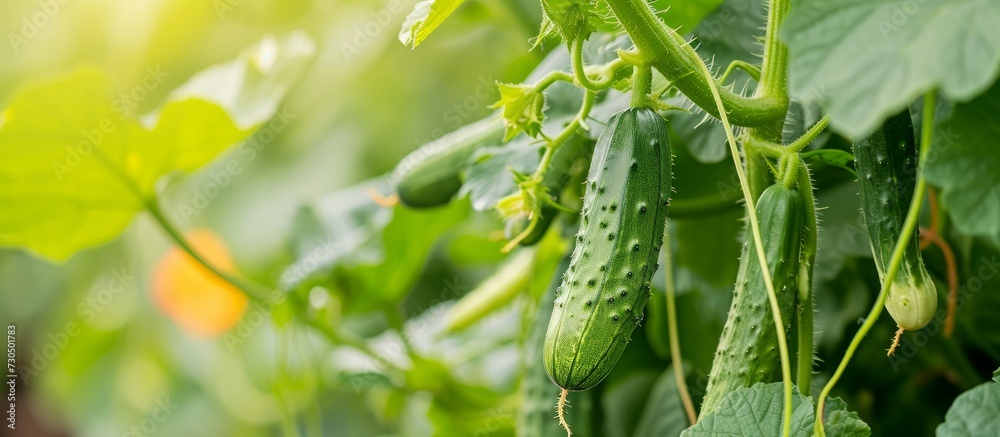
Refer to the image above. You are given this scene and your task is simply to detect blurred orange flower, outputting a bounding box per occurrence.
[152,229,248,337]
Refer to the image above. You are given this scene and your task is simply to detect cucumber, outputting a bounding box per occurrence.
[853,110,937,330]
[700,183,804,417]
[392,118,502,208]
[443,249,534,333]
[519,249,594,437]
[543,107,672,391]
[509,134,595,246]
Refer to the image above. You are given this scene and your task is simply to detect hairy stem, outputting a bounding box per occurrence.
[603,0,785,127]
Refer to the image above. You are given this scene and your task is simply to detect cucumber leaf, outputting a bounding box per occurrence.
[924,81,1000,247]
[681,383,870,436]
[783,0,1000,138]
[0,34,314,261]
[937,372,1000,436]
[399,0,466,49]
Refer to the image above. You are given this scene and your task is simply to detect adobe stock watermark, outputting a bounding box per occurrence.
[119,397,179,437]
[213,0,243,20]
[341,0,408,63]
[888,254,1000,371]
[17,269,135,385]
[171,108,296,224]
[50,66,170,182]
[347,277,468,393]
[7,0,72,54]
[877,0,931,38]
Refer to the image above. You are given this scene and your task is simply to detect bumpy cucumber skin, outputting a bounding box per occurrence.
[543,107,672,391]
[854,110,937,330]
[519,250,594,437]
[699,184,804,417]
[393,119,502,208]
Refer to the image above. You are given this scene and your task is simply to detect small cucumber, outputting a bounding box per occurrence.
[700,183,804,417]
[543,107,672,391]
[392,118,502,208]
[853,110,937,330]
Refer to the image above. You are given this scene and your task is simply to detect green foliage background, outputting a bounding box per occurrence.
[1,0,999,436]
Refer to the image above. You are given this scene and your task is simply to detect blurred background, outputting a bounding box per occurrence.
[0,0,543,435]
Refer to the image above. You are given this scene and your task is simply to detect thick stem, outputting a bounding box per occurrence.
[603,0,785,127]
[814,92,937,436]
[631,65,653,107]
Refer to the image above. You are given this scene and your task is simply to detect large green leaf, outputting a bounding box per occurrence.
[937,371,1000,436]
[0,68,248,260]
[783,0,1000,138]
[681,383,870,436]
[924,82,1000,247]
[399,0,467,49]
[0,34,314,261]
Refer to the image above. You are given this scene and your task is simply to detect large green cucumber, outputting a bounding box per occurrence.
[543,107,672,391]
[392,118,502,208]
[854,110,937,330]
[700,183,804,417]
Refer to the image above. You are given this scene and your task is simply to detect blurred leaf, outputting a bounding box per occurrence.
[601,371,658,437]
[937,374,1000,436]
[633,366,690,437]
[675,210,742,288]
[802,149,856,177]
[163,31,316,128]
[459,139,541,212]
[399,0,467,49]
[281,178,393,290]
[349,201,469,308]
[0,67,246,260]
[924,82,1000,247]
[0,33,312,261]
[783,0,1000,138]
[652,0,726,32]
[823,397,872,437]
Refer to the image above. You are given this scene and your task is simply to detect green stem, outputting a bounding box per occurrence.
[603,0,785,127]
[530,90,596,182]
[146,198,271,302]
[795,160,818,396]
[663,222,697,425]
[721,60,762,83]
[688,32,794,437]
[787,116,830,154]
[146,195,403,376]
[757,0,791,105]
[814,91,937,436]
[631,65,653,107]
